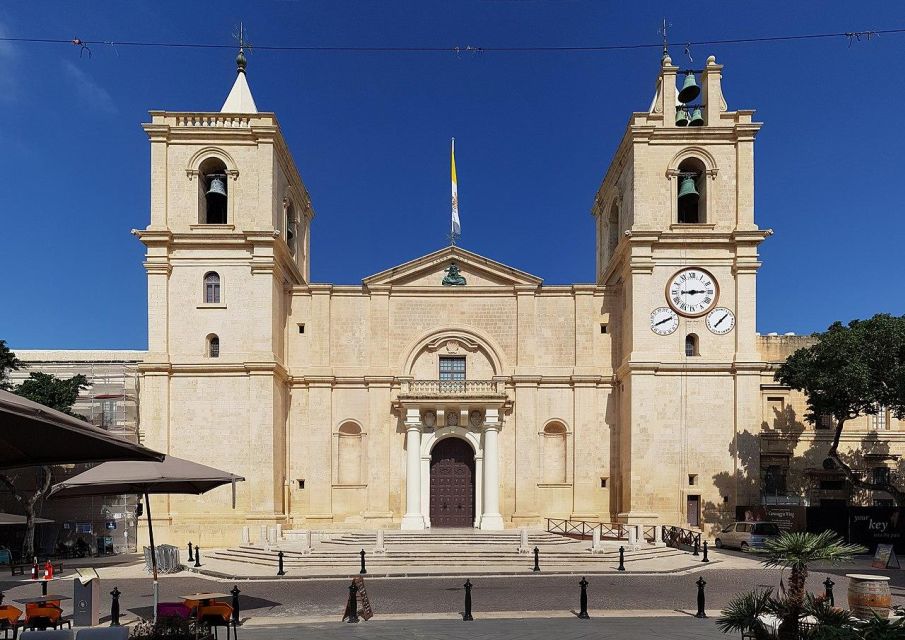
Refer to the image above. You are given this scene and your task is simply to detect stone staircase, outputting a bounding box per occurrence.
[208,529,686,572]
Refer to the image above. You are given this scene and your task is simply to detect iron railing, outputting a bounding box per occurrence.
[662,525,701,551]
[642,525,658,542]
[399,379,506,398]
[546,518,626,540]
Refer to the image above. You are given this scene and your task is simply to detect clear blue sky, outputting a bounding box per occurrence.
[1,1,903,349]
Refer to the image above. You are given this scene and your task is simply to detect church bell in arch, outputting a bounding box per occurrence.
[205,174,228,199]
[677,175,700,201]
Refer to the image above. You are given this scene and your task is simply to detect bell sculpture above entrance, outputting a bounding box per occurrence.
[442,262,467,286]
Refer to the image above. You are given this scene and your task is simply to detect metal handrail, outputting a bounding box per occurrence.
[546,518,626,540]
[661,525,701,551]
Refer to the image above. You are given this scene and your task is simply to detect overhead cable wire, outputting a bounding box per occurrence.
[0,27,902,54]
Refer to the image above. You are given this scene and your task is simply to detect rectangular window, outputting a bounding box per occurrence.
[817,414,833,430]
[872,466,891,485]
[75,522,92,534]
[205,282,220,304]
[688,474,698,486]
[600,477,607,488]
[872,406,888,431]
[439,356,466,381]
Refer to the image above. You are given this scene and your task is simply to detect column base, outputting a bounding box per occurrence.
[400,514,425,530]
[479,513,505,530]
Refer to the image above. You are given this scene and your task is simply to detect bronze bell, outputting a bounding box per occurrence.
[675,108,689,127]
[689,107,704,126]
[678,175,699,201]
[678,72,700,104]
[206,174,227,198]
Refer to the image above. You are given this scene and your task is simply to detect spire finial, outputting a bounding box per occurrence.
[659,18,671,61]
[234,22,250,74]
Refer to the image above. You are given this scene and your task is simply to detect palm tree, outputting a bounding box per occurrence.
[717,588,774,640]
[759,530,866,639]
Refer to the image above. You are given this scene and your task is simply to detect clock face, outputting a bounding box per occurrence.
[706,307,736,335]
[650,307,679,335]
[666,268,719,317]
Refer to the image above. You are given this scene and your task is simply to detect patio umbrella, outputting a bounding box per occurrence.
[0,389,164,469]
[0,512,52,525]
[48,455,244,621]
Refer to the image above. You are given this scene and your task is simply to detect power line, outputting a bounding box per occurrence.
[0,27,901,55]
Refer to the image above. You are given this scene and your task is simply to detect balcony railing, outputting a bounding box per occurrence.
[399,379,506,398]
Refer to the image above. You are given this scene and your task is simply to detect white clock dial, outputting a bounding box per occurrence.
[706,307,735,335]
[666,268,719,317]
[650,307,679,335]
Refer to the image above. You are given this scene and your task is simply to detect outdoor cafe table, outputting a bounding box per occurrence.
[179,593,231,606]
[14,594,70,605]
[23,578,59,596]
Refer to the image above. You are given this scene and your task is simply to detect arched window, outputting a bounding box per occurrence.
[203,272,221,304]
[285,202,297,257]
[676,158,707,224]
[199,158,228,224]
[685,333,699,357]
[607,203,619,260]
[542,422,568,484]
[337,422,363,485]
[207,334,220,358]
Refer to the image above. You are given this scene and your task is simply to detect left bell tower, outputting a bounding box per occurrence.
[135,49,315,545]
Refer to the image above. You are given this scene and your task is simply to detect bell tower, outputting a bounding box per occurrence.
[592,54,770,532]
[136,50,315,541]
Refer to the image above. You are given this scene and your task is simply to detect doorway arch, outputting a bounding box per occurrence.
[429,437,476,528]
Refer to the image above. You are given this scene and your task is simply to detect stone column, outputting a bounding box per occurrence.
[480,409,504,530]
[401,409,425,530]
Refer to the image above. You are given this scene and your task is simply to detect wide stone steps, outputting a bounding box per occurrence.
[316,532,576,547]
[208,545,683,568]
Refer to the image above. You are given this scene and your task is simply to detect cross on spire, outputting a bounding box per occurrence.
[233,22,251,74]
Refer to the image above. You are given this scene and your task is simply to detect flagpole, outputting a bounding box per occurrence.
[450,137,460,246]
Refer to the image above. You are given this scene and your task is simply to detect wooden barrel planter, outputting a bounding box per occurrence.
[846,574,892,619]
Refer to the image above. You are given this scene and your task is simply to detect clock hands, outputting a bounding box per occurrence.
[681,289,707,296]
[654,316,674,326]
[715,313,729,327]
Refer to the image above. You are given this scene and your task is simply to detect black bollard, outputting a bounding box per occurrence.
[692,536,700,556]
[187,541,194,562]
[346,581,359,623]
[109,587,121,627]
[231,585,241,626]
[533,546,540,572]
[578,577,590,619]
[277,551,286,576]
[194,546,201,568]
[617,546,625,571]
[360,549,367,575]
[824,578,835,607]
[702,541,709,563]
[463,579,473,621]
[695,577,707,618]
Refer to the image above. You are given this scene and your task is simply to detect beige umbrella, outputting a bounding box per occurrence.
[49,456,244,621]
[0,513,52,525]
[0,389,163,469]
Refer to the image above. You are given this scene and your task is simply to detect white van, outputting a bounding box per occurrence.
[714,521,781,550]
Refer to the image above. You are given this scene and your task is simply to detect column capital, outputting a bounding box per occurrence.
[404,408,422,428]
[482,422,502,433]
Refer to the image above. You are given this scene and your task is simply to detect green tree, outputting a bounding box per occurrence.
[0,339,22,390]
[0,371,89,558]
[760,531,865,639]
[775,314,905,504]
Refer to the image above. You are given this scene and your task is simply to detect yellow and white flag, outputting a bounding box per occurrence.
[451,138,461,238]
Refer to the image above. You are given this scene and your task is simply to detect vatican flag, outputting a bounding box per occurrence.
[451,138,461,239]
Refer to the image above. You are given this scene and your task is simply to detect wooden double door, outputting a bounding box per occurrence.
[430,438,475,528]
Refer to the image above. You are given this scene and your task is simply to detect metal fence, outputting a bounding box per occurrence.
[662,525,701,551]
[143,544,182,574]
[546,518,626,540]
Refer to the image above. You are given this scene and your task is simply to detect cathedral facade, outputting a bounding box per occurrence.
[133,53,901,547]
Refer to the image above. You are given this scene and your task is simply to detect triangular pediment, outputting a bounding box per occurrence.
[363,246,543,289]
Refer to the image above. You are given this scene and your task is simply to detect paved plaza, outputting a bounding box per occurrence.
[2,549,903,636]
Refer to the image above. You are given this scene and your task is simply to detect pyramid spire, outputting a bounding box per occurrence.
[220,25,258,113]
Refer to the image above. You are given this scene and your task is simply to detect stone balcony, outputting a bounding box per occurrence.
[397,379,507,400]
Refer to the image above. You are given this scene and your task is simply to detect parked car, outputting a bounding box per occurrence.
[714,521,781,550]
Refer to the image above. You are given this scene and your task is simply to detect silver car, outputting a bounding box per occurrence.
[714,521,781,550]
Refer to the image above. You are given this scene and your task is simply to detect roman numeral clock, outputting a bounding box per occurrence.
[649,267,736,335]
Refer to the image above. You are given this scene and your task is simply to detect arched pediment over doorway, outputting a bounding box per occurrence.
[401,327,507,380]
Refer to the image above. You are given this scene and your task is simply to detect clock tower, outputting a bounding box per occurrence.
[593,54,770,529]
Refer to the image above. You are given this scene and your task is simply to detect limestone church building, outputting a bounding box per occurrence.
[114,52,901,547]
